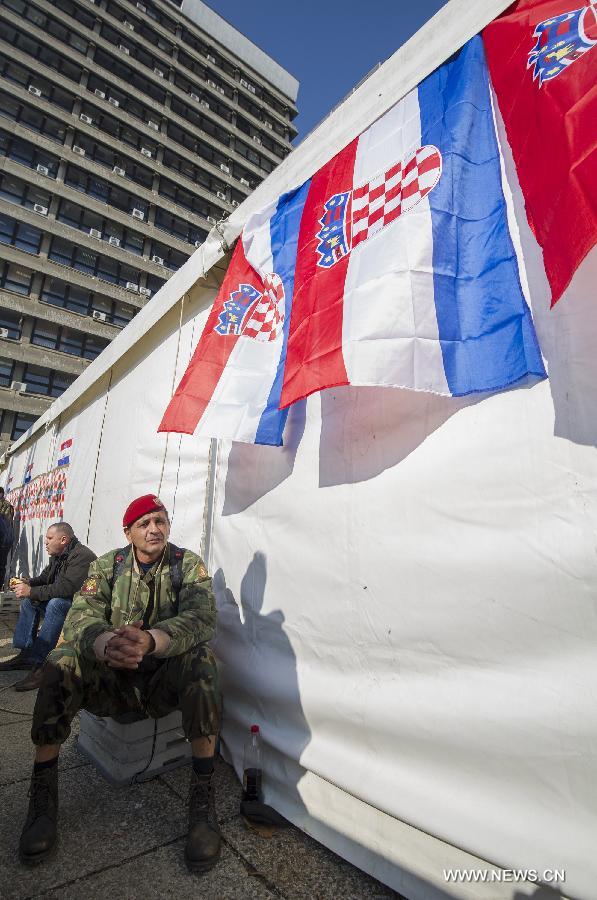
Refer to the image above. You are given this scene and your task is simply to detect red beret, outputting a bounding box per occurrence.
[123,494,166,529]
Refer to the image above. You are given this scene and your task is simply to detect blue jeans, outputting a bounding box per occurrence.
[13,597,72,665]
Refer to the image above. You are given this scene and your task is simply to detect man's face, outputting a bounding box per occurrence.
[45,527,67,556]
[125,511,170,562]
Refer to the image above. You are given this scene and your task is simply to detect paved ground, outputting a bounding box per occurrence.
[0,611,398,900]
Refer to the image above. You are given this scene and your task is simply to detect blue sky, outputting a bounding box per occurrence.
[204,1,450,143]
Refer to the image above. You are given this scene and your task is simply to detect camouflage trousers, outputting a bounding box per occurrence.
[31,643,220,747]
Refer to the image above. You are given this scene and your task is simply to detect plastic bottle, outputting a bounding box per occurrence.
[242,724,263,802]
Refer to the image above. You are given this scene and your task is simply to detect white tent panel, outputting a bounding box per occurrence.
[86,289,215,557]
[58,377,110,546]
[213,369,596,896]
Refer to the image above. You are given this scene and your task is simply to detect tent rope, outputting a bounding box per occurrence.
[86,368,113,545]
[158,292,186,497]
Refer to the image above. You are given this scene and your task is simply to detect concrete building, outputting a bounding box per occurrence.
[0,0,298,452]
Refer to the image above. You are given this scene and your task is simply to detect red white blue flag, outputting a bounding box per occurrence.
[160,37,546,444]
[159,184,309,444]
[483,0,597,305]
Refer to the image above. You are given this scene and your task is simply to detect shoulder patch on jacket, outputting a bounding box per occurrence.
[81,576,99,595]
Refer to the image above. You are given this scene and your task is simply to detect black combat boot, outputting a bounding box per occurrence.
[185,770,221,873]
[19,764,58,865]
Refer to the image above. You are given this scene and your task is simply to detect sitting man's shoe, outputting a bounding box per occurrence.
[185,770,221,873]
[19,764,58,865]
[0,652,35,671]
[14,666,44,692]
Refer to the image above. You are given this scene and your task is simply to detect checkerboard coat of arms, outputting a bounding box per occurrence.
[214,273,285,342]
[316,144,443,268]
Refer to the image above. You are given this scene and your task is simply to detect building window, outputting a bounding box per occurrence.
[40,276,139,328]
[154,209,203,245]
[149,240,189,272]
[158,177,219,220]
[113,301,136,328]
[22,364,76,398]
[0,53,28,88]
[147,274,167,296]
[48,237,142,288]
[0,90,66,144]
[0,51,77,114]
[52,0,95,28]
[55,200,144,255]
[78,102,159,160]
[0,0,90,54]
[0,129,60,178]
[86,76,148,124]
[72,132,153,190]
[41,276,91,316]
[0,214,43,255]
[234,138,275,174]
[31,319,109,360]
[0,172,52,214]
[94,48,166,104]
[0,22,83,83]
[0,357,15,387]
[99,22,171,74]
[0,309,22,340]
[11,412,36,441]
[140,0,177,34]
[0,260,32,295]
[64,166,149,220]
[170,96,231,145]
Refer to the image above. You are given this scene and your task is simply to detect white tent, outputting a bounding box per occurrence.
[2,2,596,896]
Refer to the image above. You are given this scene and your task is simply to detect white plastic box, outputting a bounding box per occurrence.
[78,709,191,786]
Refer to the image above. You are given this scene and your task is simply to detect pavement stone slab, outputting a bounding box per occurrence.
[0,717,86,787]
[0,679,39,718]
[0,765,188,900]
[39,838,278,900]
[221,815,398,900]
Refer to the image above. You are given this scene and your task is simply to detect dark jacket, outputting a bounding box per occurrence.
[29,538,96,604]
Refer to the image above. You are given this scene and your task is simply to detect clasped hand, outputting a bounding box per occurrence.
[105,620,153,669]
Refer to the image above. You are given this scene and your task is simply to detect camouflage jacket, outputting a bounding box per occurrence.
[61,542,216,660]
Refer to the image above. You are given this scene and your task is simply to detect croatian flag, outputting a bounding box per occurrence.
[483,0,597,305]
[160,37,546,444]
[159,183,309,444]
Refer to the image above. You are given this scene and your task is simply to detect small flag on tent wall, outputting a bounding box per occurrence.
[23,464,33,485]
[57,438,73,467]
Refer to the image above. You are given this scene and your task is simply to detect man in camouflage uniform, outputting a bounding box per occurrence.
[20,494,221,873]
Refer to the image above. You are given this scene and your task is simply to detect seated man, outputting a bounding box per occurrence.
[0,522,96,691]
[20,494,221,874]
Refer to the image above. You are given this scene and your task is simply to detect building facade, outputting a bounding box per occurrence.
[0,0,298,453]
